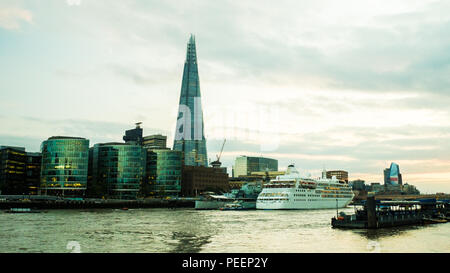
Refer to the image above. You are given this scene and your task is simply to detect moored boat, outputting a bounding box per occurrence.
[257,164,354,210]
[5,208,42,213]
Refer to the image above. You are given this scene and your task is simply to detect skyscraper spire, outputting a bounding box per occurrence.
[173,34,208,167]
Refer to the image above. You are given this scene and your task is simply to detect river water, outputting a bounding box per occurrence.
[0,207,448,253]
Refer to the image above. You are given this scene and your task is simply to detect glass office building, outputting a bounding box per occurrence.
[385,162,403,185]
[0,146,27,195]
[26,152,42,195]
[173,34,208,167]
[145,149,182,197]
[91,142,145,200]
[233,156,278,177]
[40,137,89,197]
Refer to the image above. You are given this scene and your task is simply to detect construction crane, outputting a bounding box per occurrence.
[216,139,226,162]
[211,139,226,168]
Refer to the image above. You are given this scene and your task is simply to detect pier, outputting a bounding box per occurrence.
[332,196,449,229]
[0,195,196,210]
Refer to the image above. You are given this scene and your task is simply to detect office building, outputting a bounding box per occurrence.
[326,170,349,183]
[144,149,182,197]
[369,183,384,193]
[0,146,27,195]
[143,134,167,150]
[351,179,366,191]
[123,123,143,145]
[91,142,145,200]
[173,35,208,167]
[25,152,42,195]
[40,136,89,197]
[233,156,278,177]
[384,162,403,185]
[402,183,420,195]
[0,146,41,195]
[181,165,229,196]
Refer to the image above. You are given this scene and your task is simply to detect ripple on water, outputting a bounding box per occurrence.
[1,209,449,253]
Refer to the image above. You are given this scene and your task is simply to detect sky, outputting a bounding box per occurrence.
[0,0,449,193]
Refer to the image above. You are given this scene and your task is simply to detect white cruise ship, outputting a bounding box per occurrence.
[256,164,354,210]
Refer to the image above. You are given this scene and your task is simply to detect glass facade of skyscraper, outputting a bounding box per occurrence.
[91,143,145,200]
[145,149,182,197]
[40,137,89,197]
[173,34,208,167]
[385,162,402,185]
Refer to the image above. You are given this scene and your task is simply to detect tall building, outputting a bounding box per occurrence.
[173,34,208,167]
[326,170,349,183]
[384,162,403,185]
[40,136,89,197]
[143,134,167,150]
[233,156,278,177]
[91,142,146,200]
[144,149,182,197]
[123,123,143,145]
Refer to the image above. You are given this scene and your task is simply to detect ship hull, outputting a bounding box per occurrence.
[256,198,352,210]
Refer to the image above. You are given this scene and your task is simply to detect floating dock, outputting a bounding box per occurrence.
[332,196,449,229]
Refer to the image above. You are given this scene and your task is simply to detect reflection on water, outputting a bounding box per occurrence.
[0,208,448,253]
[171,232,211,253]
[352,225,424,240]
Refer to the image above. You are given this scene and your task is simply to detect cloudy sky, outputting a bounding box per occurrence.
[1,0,449,193]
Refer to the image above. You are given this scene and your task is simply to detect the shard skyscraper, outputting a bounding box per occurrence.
[173,34,208,167]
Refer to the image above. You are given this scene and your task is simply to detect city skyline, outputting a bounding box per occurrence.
[1,0,450,194]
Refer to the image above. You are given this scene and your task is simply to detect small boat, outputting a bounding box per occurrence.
[5,208,41,213]
[121,207,129,211]
[219,202,248,211]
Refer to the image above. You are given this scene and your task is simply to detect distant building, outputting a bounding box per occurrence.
[228,171,285,190]
[233,156,278,178]
[326,170,349,183]
[40,136,89,197]
[91,142,145,200]
[144,149,182,197]
[143,134,167,150]
[383,168,390,185]
[351,179,366,191]
[0,146,27,195]
[25,152,42,195]
[0,147,41,195]
[181,165,229,196]
[402,183,420,195]
[369,182,384,193]
[384,162,403,185]
[123,123,143,145]
[385,183,402,195]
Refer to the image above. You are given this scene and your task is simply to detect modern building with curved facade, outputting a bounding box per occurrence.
[384,162,403,185]
[91,142,145,200]
[145,149,182,197]
[40,136,89,197]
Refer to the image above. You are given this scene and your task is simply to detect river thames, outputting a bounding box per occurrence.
[0,207,448,253]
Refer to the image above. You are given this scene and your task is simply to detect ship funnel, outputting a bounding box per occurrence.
[286,164,299,175]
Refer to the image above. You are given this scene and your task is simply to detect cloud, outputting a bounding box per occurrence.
[0,7,32,30]
[1,0,449,193]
